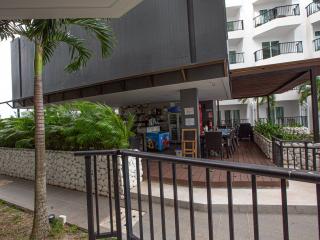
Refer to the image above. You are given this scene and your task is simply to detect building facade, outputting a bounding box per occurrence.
[221,0,319,127]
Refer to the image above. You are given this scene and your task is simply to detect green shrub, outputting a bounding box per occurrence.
[254,121,311,141]
[0,101,135,151]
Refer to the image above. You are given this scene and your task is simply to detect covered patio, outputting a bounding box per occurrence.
[143,140,280,188]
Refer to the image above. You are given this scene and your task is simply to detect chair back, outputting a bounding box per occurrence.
[238,123,252,139]
[205,132,222,152]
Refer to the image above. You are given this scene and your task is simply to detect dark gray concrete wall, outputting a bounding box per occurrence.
[11,0,228,100]
[180,88,200,157]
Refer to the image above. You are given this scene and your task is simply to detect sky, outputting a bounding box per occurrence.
[0,40,16,118]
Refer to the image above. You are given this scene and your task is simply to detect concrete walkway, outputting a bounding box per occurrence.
[0,174,318,240]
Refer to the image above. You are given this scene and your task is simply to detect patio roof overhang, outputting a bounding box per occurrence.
[0,0,143,19]
[230,58,320,99]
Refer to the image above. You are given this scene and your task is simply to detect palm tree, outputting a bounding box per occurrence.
[240,97,260,121]
[298,78,320,108]
[0,19,114,239]
[259,95,276,122]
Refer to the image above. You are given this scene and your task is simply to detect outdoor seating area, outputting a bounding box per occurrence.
[143,140,280,188]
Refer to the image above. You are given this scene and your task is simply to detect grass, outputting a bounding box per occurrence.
[0,199,88,239]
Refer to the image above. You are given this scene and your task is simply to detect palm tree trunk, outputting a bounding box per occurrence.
[30,41,50,240]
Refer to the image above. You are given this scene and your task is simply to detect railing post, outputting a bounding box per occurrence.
[279,141,284,168]
[305,142,309,170]
[112,154,122,239]
[122,155,133,239]
[85,155,95,240]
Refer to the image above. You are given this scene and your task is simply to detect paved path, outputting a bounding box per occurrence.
[0,175,317,240]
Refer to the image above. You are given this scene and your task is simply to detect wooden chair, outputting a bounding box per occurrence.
[182,129,197,158]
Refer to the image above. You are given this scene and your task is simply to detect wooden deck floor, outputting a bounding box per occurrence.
[142,141,281,188]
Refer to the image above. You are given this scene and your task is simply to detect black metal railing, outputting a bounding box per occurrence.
[276,116,308,127]
[306,1,320,17]
[254,4,300,27]
[272,137,320,171]
[220,118,249,127]
[254,41,303,62]
[227,20,244,32]
[229,52,245,64]
[75,149,320,240]
[258,116,308,127]
[314,38,320,52]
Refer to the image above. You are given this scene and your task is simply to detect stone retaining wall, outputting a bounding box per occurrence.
[0,148,142,196]
[253,131,273,159]
[253,132,320,170]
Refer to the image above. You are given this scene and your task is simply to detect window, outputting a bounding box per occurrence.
[232,110,240,125]
[315,31,320,37]
[229,51,237,64]
[275,107,284,119]
[225,110,231,125]
[262,41,280,59]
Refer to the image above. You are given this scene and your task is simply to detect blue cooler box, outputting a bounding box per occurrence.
[146,132,170,151]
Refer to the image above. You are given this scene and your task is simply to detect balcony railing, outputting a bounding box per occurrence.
[76,149,320,240]
[258,116,308,127]
[219,118,249,127]
[314,38,320,51]
[254,4,300,28]
[306,1,320,17]
[227,20,244,32]
[229,52,244,64]
[254,41,303,62]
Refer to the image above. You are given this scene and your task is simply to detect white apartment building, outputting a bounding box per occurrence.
[220,0,319,128]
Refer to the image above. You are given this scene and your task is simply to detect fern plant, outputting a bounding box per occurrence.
[0,101,134,151]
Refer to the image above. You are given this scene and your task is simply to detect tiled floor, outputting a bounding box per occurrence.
[142,141,281,187]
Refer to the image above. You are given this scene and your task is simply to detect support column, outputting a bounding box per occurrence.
[217,100,220,126]
[267,96,271,123]
[180,88,200,157]
[310,68,320,143]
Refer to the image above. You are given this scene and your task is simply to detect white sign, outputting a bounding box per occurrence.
[185,118,195,126]
[184,107,194,115]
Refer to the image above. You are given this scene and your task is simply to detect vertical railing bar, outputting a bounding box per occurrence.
[93,155,100,235]
[107,156,113,233]
[188,165,196,240]
[227,171,235,240]
[305,142,309,170]
[299,148,303,169]
[172,163,180,240]
[85,155,95,240]
[158,161,167,240]
[122,155,133,240]
[112,154,122,239]
[136,157,144,240]
[281,179,289,240]
[251,175,259,240]
[206,168,213,240]
[147,160,155,240]
[317,184,320,240]
[313,148,317,171]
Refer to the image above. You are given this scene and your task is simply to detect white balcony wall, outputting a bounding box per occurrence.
[226,0,316,69]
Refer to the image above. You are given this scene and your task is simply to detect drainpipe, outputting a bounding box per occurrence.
[217,100,220,126]
[310,68,319,143]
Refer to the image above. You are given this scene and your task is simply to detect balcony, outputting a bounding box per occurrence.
[227,20,245,41]
[254,41,303,62]
[227,20,244,32]
[314,38,320,51]
[229,52,244,64]
[254,5,300,27]
[313,38,320,58]
[253,4,301,38]
[307,2,320,24]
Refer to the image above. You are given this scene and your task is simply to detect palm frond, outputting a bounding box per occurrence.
[65,19,115,58]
